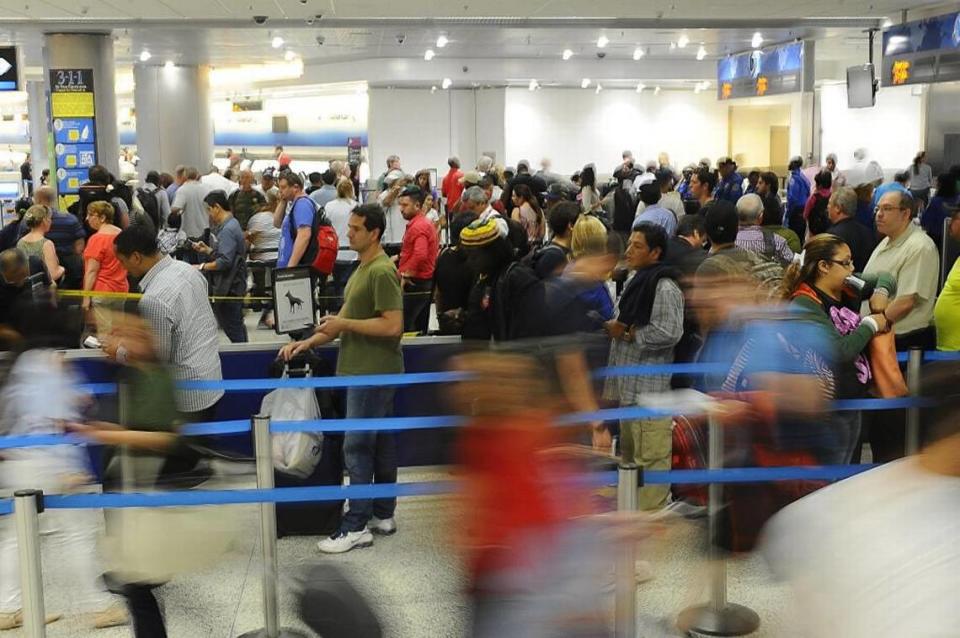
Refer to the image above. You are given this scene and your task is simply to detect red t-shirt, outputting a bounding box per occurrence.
[397,214,439,280]
[441,168,464,208]
[83,231,129,292]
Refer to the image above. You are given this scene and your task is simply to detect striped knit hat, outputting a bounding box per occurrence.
[459,218,500,248]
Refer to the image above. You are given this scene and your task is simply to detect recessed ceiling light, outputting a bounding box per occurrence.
[431,85,437,93]
[633,47,644,60]
[284,50,296,61]
[636,82,645,93]
[164,60,175,69]
[669,42,676,51]
[272,36,284,49]
[597,35,609,48]
[441,78,452,89]
[581,78,591,89]
[882,18,893,28]
[677,33,689,48]
[751,32,763,48]
[528,79,539,91]
[694,83,702,94]
[654,85,661,95]
[696,44,707,61]
[562,49,574,60]
[139,50,151,62]
[595,83,603,94]
[424,49,435,61]
[436,35,448,48]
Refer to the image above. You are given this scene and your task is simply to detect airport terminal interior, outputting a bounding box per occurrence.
[0,1,960,637]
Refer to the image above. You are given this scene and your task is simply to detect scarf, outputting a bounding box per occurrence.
[617,262,678,327]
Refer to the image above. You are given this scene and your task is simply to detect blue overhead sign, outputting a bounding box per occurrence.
[717,41,813,100]
[882,11,960,86]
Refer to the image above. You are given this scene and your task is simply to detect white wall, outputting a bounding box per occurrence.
[820,83,924,175]
[367,87,506,176]
[503,88,728,176]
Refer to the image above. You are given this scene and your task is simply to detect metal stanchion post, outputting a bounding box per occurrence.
[906,347,922,455]
[615,463,638,638]
[14,489,46,638]
[238,416,307,638]
[677,415,760,636]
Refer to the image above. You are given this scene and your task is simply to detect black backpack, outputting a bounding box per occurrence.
[136,188,162,231]
[807,193,831,236]
[494,260,545,341]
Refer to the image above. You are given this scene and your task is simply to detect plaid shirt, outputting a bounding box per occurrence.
[603,277,684,405]
[735,226,794,266]
[138,256,224,413]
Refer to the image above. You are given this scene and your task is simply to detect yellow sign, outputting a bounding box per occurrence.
[58,194,79,212]
[892,60,911,85]
[756,76,769,96]
[51,92,95,118]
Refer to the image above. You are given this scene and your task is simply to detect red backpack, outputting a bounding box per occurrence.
[289,196,338,276]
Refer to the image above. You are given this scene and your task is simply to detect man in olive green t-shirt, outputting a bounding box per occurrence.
[281,203,404,554]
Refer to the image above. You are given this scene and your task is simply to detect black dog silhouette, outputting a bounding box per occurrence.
[285,290,304,312]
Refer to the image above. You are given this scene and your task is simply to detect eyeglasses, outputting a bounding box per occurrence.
[829,258,854,268]
[874,205,907,215]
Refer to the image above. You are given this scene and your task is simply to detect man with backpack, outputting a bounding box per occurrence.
[138,170,171,232]
[274,172,316,270]
[734,194,794,267]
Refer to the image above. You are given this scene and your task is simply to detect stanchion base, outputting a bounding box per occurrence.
[677,603,760,637]
[236,628,309,638]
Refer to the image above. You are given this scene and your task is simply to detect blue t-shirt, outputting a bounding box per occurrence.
[277,197,316,268]
[634,204,678,237]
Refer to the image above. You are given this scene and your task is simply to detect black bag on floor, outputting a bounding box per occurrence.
[297,564,383,638]
[269,353,345,538]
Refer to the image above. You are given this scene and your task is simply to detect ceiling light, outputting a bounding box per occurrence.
[164,60,175,70]
[139,50,151,62]
[595,83,603,94]
[597,35,609,48]
[654,85,661,95]
[528,79,539,91]
[424,49,435,60]
[696,44,707,61]
[436,34,448,48]
[882,18,893,28]
[441,78,452,89]
[562,49,574,60]
[885,34,909,54]
[677,33,689,48]
[284,50,296,61]
[636,82,645,93]
[431,85,437,93]
[669,42,676,51]
[694,84,701,94]
[209,59,303,86]
[633,47,645,60]
[271,36,284,49]
[581,78,591,89]
[751,32,763,49]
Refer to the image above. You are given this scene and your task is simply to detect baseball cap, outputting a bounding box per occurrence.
[545,182,568,201]
[717,156,736,167]
[703,200,739,244]
[460,170,483,186]
[459,218,501,248]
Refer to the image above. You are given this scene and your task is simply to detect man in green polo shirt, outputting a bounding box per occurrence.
[281,203,404,553]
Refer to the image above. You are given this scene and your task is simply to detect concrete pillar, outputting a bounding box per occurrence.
[133,64,213,179]
[25,80,50,183]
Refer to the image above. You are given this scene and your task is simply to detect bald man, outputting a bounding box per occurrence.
[228,170,267,228]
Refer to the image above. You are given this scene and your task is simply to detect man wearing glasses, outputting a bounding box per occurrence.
[860,190,939,461]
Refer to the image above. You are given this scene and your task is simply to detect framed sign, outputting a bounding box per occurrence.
[717,41,813,100]
[272,267,316,334]
[882,11,960,86]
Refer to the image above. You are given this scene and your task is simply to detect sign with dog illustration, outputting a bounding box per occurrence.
[272,267,316,334]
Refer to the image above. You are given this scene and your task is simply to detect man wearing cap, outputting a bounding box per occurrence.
[461,185,508,238]
[696,201,764,280]
[786,156,812,241]
[633,183,677,237]
[440,156,464,214]
[397,185,439,334]
[458,218,514,341]
[377,170,409,252]
[714,157,743,203]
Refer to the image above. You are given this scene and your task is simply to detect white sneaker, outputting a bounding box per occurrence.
[369,517,397,536]
[316,529,374,554]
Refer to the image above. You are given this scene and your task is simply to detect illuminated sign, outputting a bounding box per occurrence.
[717,41,813,100]
[882,11,960,86]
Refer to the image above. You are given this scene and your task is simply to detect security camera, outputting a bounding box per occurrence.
[596,51,606,59]
[396,34,406,44]
[316,35,325,46]
[462,65,469,73]
[299,0,307,3]
[306,16,315,25]
[253,15,268,24]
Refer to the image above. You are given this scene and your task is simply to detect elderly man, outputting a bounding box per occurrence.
[460,185,508,237]
[862,190,939,461]
[734,193,794,266]
[227,170,266,229]
[377,170,410,251]
[827,186,876,272]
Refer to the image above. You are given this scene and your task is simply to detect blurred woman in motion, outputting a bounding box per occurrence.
[0,303,127,631]
[780,234,895,463]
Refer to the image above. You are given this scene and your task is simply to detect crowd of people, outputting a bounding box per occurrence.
[0,144,959,635]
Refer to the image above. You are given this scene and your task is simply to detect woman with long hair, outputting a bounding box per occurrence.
[780,234,895,462]
[578,164,602,215]
[908,150,933,206]
[510,183,545,245]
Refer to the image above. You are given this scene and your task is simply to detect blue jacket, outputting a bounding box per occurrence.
[714,172,744,203]
[786,170,811,213]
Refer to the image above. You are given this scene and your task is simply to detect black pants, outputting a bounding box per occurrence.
[402,278,433,334]
[123,584,167,638]
[786,206,806,243]
[865,327,935,462]
[213,301,248,343]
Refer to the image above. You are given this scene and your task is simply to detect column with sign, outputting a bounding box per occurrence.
[49,69,97,211]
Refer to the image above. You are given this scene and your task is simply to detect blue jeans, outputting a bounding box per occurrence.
[340,386,398,532]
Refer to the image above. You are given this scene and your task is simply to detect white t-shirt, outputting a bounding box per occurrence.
[761,459,960,638]
[201,172,238,196]
[377,190,406,245]
[171,180,212,238]
[246,212,280,261]
[324,197,359,261]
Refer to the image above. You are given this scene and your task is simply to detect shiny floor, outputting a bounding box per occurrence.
[9,465,814,638]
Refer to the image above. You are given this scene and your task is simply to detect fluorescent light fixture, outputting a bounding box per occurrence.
[139,50,151,62]
[581,78,591,89]
[696,44,707,61]
[882,18,893,28]
[528,79,539,91]
[597,35,609,48]
[595,83,603,94]
[885,34,909,54]
[654,85,661,95]
[209,59,304,87]
[636,82,645,93]
[436,35,448,48]
[677,33,689,48]
[562,49,574,60]
[164,60,175,69]
[751,32,763,48]
[633,47,645,60]
[441,77,452,89]
[284,50,296,61]
[424,49,435,60]
[271,36,284,49]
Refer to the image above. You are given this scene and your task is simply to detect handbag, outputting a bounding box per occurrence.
[867,330,909,398]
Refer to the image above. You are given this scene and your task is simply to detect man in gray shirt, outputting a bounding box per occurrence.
[171,166,212,240]
[309,169,338,210]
